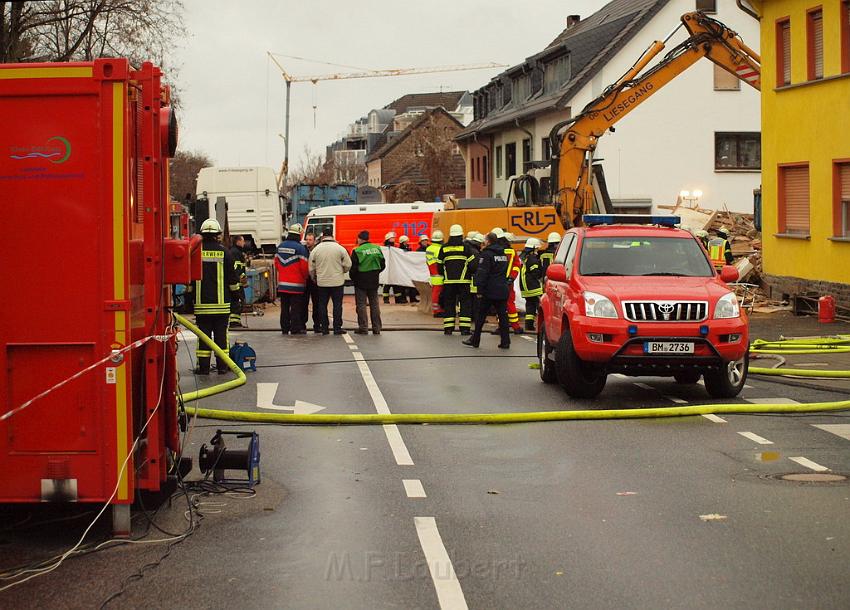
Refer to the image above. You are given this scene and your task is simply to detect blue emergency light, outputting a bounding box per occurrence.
[583,214,681,227]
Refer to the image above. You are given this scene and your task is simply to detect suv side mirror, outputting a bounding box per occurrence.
[719,265,739,283]
[546,263,568,283]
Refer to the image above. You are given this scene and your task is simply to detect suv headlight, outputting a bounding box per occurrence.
[584,291,618,319]
[714,292,740,319]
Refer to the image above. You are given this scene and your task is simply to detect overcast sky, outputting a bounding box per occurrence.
[175,0,608,172]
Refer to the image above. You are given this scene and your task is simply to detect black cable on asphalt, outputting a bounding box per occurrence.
[255,354,535,369]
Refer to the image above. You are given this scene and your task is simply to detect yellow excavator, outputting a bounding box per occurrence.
[549,10,761,227]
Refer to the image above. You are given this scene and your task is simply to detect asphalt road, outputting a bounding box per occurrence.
[2,325,850,609]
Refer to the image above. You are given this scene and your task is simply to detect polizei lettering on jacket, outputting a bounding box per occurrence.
[494,255,508,262]
[601,82,655,122]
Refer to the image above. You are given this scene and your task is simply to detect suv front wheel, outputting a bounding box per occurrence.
[537,322,558,384]
[704,352,749,398]
[555,330,607,399]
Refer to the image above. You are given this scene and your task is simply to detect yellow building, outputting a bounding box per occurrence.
[743,0,850,305]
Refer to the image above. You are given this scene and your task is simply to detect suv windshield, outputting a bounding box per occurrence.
[579,236,714,277]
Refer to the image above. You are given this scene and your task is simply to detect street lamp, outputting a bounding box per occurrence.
[679,189,702,208]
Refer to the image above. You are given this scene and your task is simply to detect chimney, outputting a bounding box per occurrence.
[566,15,581,29]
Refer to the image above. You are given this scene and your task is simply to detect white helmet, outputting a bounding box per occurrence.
[695,229,709,238]
[289,223,303,234]
[504,232,515,242]
[384,231,396,240]
[449,224,464,237]
[547,231,561,244]
[466,230,477,239]
[431,229,444,242]
[200,218,222,234]
[471,232,485,244]
[399,235,409,243]
[418,234,430,243]
[526,238,542,249]
[490,227,505,239]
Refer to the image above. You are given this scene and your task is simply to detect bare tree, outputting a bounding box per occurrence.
[169,149,212,204]
[1,1,184,94]
[285,145,334,189]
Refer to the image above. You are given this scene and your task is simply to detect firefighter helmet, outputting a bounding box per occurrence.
[200,218,222,234]
[384,231,396,240]
[471,232,485,244]
[490,227,505,238]
[547,231,561,243]
[418,234,430,243]
[399,235,409,243]
[449,224,464,237]
[289,223,303,233]
[431,229,444,242]
[526,238,542,249]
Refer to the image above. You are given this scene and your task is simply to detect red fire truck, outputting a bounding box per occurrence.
[0,60,195,532]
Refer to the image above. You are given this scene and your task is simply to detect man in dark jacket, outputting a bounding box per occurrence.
[520,238,544,331]
[438,224,477,336]
[463,232,511,349]
[228,234,247,328]
[350,231,386,335]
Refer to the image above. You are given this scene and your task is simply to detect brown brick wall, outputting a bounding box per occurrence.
[763,274,850,309]
[464,139,491,198]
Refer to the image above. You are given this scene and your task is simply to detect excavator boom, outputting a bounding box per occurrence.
[550,11,761,228]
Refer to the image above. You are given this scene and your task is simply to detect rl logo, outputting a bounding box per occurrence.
[509,210,557,235]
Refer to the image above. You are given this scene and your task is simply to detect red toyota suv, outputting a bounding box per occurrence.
[537,215,748,399]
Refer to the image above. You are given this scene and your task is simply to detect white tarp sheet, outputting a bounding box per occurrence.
[376,246,526,311]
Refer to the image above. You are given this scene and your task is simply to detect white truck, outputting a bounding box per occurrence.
[195,166,283,252]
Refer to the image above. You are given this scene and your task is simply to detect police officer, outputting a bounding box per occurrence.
[192,219,239,374]
[426,229,445,316]
[350,230,386,335]
[228,234,247,328]
[437,224,477,336]
[520,238,544,331]
[463,232,511,349]
[540,231,561,273]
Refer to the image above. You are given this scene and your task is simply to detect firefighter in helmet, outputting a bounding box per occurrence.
[192,219,240,374]
[708,227,734,269]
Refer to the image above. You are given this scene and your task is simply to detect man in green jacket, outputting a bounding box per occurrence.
[350,231,386,335]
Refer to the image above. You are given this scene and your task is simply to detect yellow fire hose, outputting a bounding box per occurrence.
[175,316,850,424]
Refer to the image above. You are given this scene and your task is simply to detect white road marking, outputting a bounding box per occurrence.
[702,414,727,423]
[256,382,325,414]
[414,517,468,610]
[663,395,688,404]
[812,424,850,442]
[403,479,427,498]
[341,333,355,344]
[738,431,774,445]
[746,398,801,405]
[351,351,414,466]
[789,456,830,472]
[348,344,359,350]
[520,335,535,343]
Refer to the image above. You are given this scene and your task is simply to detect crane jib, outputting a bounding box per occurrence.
[601,82,655,123]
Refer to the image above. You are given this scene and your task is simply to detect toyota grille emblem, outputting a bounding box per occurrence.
[658,303,674,320]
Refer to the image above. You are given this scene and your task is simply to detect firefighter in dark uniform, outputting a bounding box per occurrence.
[520,238,544,331]
[228,234,247,328]
[463,232,511,349]
[540,231,561,274]
[437,224,477,336]
[192,219,240,374]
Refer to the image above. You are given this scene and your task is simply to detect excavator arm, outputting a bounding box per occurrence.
[550,11,761,228]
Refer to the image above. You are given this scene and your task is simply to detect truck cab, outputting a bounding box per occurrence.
[537,215,748,399]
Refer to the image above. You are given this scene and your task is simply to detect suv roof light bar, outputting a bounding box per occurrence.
[583,214,681,227]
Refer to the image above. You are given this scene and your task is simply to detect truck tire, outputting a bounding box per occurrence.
[555,330,607,399]
[537,323,558,384]
[674,370,701,384]
[704,352,749,398]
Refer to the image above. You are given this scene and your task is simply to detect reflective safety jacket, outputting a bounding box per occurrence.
[504,245,521,281]
[437,238,477,285]
[426,242,444,286]
[520,251,543,298]
[540,248,556,273]
[230,244,246,282]
[708,238,732,269]
[275,238,310,294]
[194,239,239,315]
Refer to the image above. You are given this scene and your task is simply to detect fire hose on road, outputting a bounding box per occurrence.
[175,314,850,424]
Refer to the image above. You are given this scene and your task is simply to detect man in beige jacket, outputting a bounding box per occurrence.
[308,229,352,335]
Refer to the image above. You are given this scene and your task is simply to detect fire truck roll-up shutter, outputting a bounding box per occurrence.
[782,165,810,234]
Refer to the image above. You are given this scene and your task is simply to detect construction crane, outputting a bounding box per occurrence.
[267,52,507,185]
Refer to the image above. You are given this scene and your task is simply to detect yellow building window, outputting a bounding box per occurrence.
[777,18,792,86]
[836,161,850,238]
[807,8,824,81]
[779,164,810,235]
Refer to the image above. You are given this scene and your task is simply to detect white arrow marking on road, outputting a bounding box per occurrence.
[256,382,325,415]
